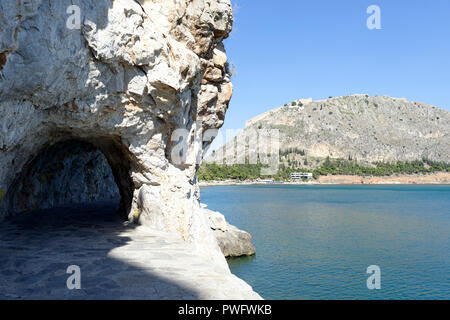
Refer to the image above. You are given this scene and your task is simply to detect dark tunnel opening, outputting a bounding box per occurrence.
[6,139,131,219]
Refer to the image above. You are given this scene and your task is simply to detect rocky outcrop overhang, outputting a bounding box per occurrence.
[0,0,240,268]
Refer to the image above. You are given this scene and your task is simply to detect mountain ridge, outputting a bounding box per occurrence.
[206,94,450,167]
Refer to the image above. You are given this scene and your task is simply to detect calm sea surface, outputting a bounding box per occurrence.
[200,185,450,299]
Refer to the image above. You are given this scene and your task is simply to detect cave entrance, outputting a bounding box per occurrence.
[7,139,133,220]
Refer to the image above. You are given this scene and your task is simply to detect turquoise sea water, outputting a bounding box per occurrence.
[200,185,450,300]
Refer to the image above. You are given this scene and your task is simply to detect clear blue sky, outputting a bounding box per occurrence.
[219,0,450,137]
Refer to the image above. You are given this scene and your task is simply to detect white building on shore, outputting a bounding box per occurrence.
[290,172,313,180]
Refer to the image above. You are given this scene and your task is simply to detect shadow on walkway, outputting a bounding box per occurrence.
[0,202,200,299]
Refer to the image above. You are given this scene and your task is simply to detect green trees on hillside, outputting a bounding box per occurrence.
[197,163,264,181]
[311,158,449,177]
[197,159,450,182]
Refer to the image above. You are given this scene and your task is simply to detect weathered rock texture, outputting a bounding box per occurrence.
[6,139,256,258]
[208,95,450,166]
[0,0,256,296]
[204,207,256,258]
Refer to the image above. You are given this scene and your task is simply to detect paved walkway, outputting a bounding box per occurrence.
[0,203,260,299]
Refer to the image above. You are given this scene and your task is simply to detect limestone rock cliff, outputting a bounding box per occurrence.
[0,0,259,297]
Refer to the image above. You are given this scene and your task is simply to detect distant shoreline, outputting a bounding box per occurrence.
[198,172,450,187]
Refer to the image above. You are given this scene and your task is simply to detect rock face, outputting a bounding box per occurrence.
[204,207,256,258]
[6,138,256,259]
[0,0,254,294]
[207,95,450,166]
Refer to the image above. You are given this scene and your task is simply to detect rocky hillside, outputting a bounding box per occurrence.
[207,95,450,168]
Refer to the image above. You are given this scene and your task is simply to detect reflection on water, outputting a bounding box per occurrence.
[201,185,450,299]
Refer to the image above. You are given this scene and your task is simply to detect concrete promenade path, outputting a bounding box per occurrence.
[0,202,260,300]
